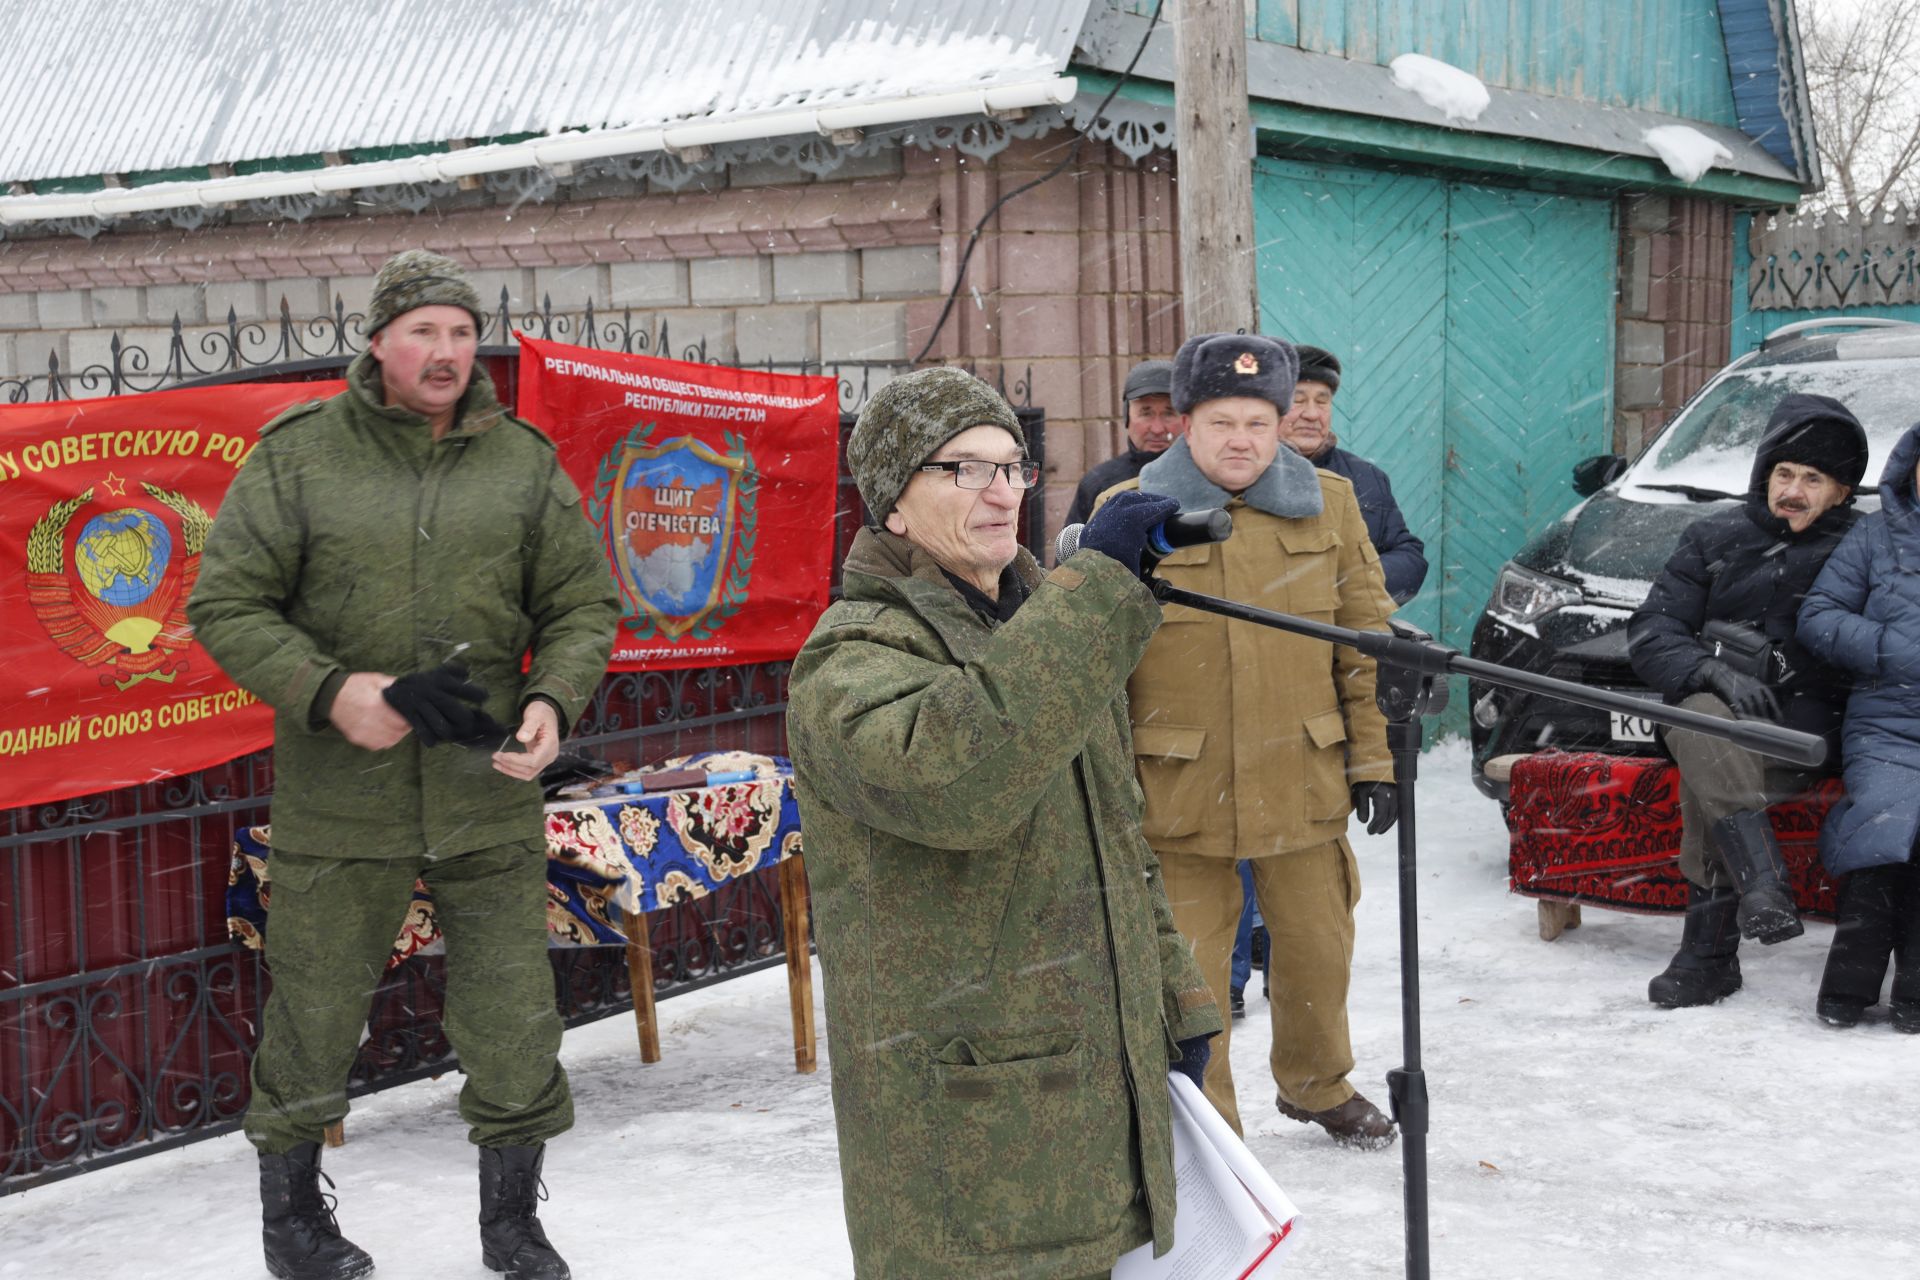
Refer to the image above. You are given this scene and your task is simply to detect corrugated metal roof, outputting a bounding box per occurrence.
[0,0,1093,184]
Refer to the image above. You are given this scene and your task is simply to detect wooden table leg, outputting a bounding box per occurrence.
[623,909,661,1065]
[323,1121,345,1148]
[1537,899,1583,941]
[779,853,817,1074]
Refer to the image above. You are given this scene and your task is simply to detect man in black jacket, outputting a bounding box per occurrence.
[1277,346,1428,604]
[1628,393,1868,1008]
[1063,360,1187,528]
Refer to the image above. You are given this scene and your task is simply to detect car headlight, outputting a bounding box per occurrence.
[1487,562,1581,629]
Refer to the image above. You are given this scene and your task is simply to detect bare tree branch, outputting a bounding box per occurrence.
[1802,0,1920,214]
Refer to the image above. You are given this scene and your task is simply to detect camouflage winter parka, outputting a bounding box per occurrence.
[787,528,1222,1279]
[187,352,618,859]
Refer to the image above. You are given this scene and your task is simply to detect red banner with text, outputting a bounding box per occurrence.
[0,381,343,810]
[518,337,839,670]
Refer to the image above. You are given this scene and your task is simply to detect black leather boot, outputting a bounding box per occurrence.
[258,1143,374,1280]
[1886,863,1920,1034]
[1648,884,1743,1008]
[479,1144,570,1280]
[1818,865,1901,1027]
[1713,810,1804,944]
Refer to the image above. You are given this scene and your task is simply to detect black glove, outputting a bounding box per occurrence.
[381,660,507,748]
[1692,659,1782,722]
[1350,781,1399,835]
[1171,1033,1213,1090]
[1078,491,1182,578]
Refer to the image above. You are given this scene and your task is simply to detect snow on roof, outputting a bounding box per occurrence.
[0,0,1093,185]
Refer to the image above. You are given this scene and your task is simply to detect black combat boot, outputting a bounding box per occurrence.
[479,1144,570,1280]
[258,1142,374,1280]
[1648,883,1743,1008]
[1817,865,1902,1027]
[1713,810,1804,944]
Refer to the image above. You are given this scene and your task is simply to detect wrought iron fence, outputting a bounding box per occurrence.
[0,287,1036,415]
[0,338,1048,1195]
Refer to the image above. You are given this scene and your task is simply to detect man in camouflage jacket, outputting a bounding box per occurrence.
[788,367,1222,1279]
[188,251,617,1280]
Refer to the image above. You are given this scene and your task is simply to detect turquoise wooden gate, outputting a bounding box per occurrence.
[1253,159,1615,719]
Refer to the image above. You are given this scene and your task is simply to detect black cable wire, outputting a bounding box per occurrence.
[909,0,1169,365]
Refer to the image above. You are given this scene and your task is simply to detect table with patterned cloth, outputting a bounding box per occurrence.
[1505,750,1840,939]
[226,751,815,1075]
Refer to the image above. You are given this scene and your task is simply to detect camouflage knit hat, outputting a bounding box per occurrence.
[848,367,1025,521]
[364,250,485,337]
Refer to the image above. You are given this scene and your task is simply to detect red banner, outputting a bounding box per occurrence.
[517,337,839,670]
[0,381,344,810]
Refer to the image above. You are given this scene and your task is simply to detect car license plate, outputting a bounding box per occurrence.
[1610,710,1658,743]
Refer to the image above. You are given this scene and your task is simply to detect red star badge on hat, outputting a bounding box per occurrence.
[1234,353,1260,375]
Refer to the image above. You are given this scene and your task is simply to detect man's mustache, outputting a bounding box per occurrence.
[420,362,461,381]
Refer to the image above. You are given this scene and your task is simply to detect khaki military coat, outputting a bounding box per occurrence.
[787,529,1222,1279]
[1102,439,1394,858]
[188,353,619,859]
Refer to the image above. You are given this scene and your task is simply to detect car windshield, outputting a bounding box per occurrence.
[1621,358,1919,500]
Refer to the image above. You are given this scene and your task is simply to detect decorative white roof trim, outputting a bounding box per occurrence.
[0,77,1077,227]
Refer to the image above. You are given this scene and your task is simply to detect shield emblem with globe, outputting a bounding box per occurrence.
[27,483,209,688]
[610,437,745,640]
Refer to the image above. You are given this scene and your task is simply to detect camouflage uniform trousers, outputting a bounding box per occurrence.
[1156,840,1360,1135]
[243,840,572,1154]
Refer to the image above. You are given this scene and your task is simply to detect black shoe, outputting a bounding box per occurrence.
[1712,811,1804,944]
[1648,884,1743,1008]
[1821,865,1902,1017]
[1816,996,1865,1028]
[258,1143,375,1280]
[1229,989,1246,1019]
[480,1144,570,1280]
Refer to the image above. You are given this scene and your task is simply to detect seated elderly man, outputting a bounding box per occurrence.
[786,367,1222,1279]
[1628,394,1867,1008]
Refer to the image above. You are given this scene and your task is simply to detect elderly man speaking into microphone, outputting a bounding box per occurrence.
[786,367,1222,1279]
[1098,332,1398,1148]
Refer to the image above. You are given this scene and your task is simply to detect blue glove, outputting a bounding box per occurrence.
[1079,491,1181,578]
[1171,1034,1213,1089]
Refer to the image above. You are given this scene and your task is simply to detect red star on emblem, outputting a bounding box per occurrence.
[102,471,127,496]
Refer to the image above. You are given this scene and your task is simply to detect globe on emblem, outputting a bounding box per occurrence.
[73,508,173,653]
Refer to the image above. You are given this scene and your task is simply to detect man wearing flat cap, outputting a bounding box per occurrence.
[190,249,617,1280]
[787,366,1222,1278]
[1062,358,1188,529]
[1096,332,1400,1148]
[1278,345,1429,605]
[1630,393,1867,1010]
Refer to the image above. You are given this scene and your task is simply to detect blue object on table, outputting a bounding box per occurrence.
[702,769,756,786]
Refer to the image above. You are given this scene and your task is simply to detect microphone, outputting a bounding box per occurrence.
[1055,507,1234,568]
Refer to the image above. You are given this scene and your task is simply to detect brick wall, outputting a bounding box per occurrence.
[1614,193,1735,455]
[0,136,1184,540]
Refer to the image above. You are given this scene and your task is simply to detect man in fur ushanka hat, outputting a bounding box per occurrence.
[1093,331,1402,1148]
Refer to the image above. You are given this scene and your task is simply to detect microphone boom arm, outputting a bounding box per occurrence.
[1147,579,1827,768]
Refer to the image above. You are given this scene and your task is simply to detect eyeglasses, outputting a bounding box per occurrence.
[916,459,1041,490]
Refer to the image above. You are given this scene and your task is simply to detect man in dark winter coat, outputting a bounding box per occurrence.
[1062,359,1187,528]
[189,250,619,1280]
[1628,393,1867,1009]
[1276,345,1428,604]
[1797,420,1920,1033]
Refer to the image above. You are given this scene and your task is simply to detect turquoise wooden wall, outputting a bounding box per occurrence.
[1254,158,1616,725]
[1119,0,1737,124]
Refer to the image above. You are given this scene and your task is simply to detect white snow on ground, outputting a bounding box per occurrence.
[5,738,1918,1278]
[1643,125,1734,184]
[1388,55,1491,123]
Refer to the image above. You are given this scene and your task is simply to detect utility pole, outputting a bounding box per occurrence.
[1173,0,1259,333]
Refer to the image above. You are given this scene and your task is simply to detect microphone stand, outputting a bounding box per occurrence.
[1145,577,1825,1280]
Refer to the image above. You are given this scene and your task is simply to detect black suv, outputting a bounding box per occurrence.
[1469,318,1920,800]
